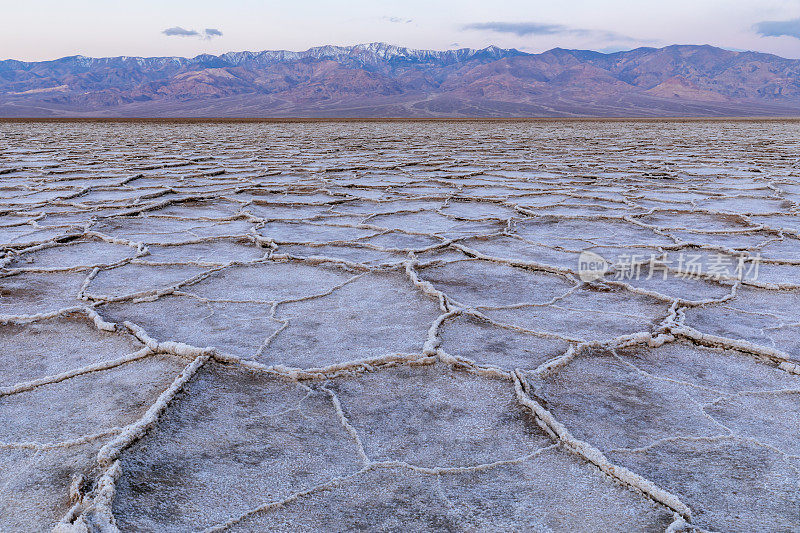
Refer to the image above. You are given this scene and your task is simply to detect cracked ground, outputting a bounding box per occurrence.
[1,120,799,532]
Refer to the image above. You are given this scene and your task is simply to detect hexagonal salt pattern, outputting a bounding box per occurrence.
[2,120,800,531]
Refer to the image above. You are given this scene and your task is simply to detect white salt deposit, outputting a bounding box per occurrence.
[1,120,799,532]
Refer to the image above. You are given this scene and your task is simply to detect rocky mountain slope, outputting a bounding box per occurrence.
[1,42,799,117]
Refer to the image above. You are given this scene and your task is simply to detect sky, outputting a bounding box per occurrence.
[4,0,800,61]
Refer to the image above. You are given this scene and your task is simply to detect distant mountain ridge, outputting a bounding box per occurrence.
[1,43,525,70]
[1,42,799,117]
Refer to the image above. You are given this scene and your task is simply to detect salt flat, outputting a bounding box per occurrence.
[1,120,799,532]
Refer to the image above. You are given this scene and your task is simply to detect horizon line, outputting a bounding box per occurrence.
[0,42,778,65]
[3,117,800,123]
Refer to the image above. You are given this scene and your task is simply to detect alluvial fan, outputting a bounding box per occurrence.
[1,120,799,532]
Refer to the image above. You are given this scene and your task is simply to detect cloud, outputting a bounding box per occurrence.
[462,22,564,36]
[382,16,413,24]
[162,26,200,37]
[462,21,639,42]
[754,18,800,39]
[162,27,223,39]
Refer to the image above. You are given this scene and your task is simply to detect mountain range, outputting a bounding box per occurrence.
[2,42,800,117]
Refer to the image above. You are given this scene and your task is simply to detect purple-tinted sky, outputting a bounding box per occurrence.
[4,0,800,61]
